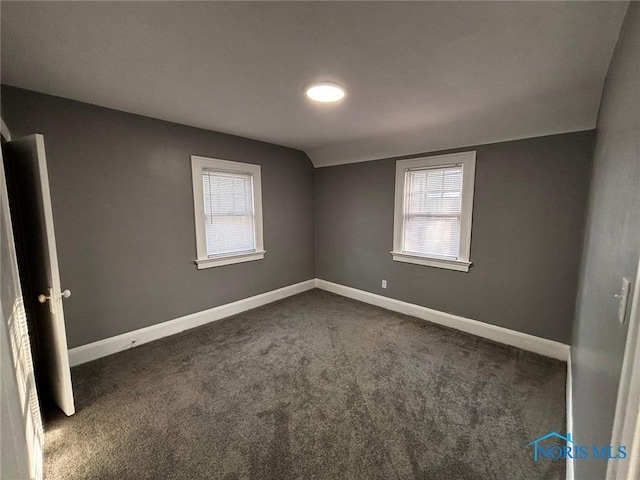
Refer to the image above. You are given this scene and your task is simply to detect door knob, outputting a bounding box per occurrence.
[38,289,71,305]
[38,287,56,314]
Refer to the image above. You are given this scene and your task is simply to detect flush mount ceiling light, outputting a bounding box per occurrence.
[305,82,346,103]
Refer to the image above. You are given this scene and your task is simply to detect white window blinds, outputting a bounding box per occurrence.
[402,165,463,259]
[202,169,256,256]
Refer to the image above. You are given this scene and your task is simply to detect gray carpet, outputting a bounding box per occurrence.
[44,289,566,479]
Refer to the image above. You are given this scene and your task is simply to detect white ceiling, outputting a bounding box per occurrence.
[1,1,628,167]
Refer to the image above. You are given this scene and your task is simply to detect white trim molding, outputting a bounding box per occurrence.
[566,352,574,480]
[607,255,640,480]
[196,250,266,269]
[191,155,264,269]
[392,151,476,273]
[1,117,12,141]
[68,279,315,366]
[390,251,471,272]
[315,279,570,361]
[69,277,571,367]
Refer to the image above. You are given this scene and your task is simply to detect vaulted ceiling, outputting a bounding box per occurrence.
[1,2,628,167]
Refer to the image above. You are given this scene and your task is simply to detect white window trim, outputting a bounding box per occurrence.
[391,151,476,272]
[191,155,265,269]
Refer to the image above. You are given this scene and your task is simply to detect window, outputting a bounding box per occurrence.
[392,151,476,272]
[191,156,264,269]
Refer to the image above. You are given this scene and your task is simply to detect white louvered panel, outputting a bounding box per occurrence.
[8,296,44,480]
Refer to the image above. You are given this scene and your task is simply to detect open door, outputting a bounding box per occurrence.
[3,134,75,416]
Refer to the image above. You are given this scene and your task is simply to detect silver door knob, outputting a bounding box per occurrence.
[38,289,71,303]
[37,288,56,314]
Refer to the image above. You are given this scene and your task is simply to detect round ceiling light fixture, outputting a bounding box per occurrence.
[305,82,346,103]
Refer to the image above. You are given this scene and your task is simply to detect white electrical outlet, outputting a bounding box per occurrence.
[381,280,387,289]
[616,277,632,324]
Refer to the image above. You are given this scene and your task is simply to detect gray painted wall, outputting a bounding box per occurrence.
[315,132,594,344]
[1,86,315,348]
[571,3,640,479]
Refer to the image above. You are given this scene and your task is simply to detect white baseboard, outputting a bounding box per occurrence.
[566,352,574,480]
[315,279,570,361]
[68,279,316,366]
[70,277,570,366]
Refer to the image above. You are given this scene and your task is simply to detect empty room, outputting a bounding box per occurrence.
[1,2,639,480]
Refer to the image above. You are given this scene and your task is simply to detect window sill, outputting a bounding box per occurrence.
[196,250,266,269]
[390,251,471,272]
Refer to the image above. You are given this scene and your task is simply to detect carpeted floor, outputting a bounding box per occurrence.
[44,289,566,479]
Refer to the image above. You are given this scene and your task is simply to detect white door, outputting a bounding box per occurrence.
[3,134,75,416]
